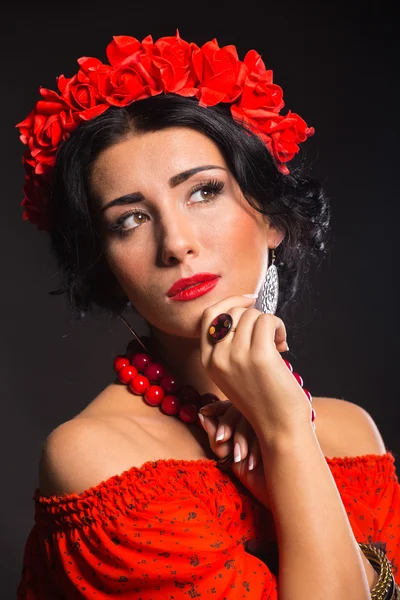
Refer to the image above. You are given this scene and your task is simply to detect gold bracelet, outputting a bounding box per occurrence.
[358,543,396,600]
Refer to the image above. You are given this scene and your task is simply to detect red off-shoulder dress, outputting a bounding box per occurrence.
[17,452,400,599]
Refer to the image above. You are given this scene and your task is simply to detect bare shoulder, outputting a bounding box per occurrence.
[38,382,209,498]
[313,396,388,458]
[38,415,151,497]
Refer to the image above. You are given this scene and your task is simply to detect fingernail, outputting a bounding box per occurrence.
[202,415,214,434]
[198,413,205,427]
[243,293,258,298]
[234,442,241,463]
[215,425,225,442]
[248,453,255,471]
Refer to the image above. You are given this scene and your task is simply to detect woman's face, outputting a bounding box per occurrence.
[92,126,283,338]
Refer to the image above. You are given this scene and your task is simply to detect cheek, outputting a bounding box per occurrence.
[104,240,151,293]
[207,204,265,258]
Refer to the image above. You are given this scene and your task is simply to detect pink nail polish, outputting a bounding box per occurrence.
[234,442,241,463]
[215,425,225,442]
[248,454,255,471]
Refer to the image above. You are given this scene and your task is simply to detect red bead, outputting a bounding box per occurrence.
[292,372,303,387]
[144,385,164,406]
[159,374,178,394]
[177,385,201,405]
[113,355,130,373]
[161,395,180,416]
[199,393,220,408]
[144,362,167,383]
[131,352,152,372]
[129,374,150,395]
[179,403,198,423]
[283,359,293,372]
[303,388,312,402]
[118,364,138,384]
[311,407,316,422]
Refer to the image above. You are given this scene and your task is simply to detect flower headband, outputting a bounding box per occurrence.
[16,31,315,231]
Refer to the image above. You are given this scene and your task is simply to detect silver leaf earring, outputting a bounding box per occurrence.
[261,246,279,315]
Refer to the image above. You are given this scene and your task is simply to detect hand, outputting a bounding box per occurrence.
[198,399,272,509]
[200,295,312,446]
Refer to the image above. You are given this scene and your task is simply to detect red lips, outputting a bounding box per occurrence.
[166,273,220,297]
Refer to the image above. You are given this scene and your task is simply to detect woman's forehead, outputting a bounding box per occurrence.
[91,127,228,199]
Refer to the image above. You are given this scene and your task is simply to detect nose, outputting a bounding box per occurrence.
[158,211,200,266]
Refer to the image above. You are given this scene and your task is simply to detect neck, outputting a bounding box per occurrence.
[147,325,228,400]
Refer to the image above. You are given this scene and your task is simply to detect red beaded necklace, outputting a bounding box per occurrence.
[113,330,316,429]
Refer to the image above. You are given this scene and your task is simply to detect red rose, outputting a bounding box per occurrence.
[192,39,247,106]
[231,104,279,137]
[78,58,113,100]
[265,112,314,165]
[106,66,150,105]
[20,165,52,231]
[57,70,109,120]
[142,31,198,95]
[106,35,142,67]
[242,49,268,76]
[18,110,36,146]
[236,50,284,114]
[237,111,314,172]
[107,35,164,100]
[17,89,77,174]
[80,51,155,106]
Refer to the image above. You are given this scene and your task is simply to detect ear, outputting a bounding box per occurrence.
[266,222,285,250]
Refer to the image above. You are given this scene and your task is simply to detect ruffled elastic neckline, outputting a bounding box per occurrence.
[34,457,220,505]
[34,451,397,506]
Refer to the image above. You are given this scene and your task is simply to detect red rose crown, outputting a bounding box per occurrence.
[16,31,315,231]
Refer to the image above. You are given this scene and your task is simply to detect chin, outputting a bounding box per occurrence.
[149,314,204,341]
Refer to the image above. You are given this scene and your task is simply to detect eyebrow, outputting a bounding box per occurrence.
[100,165,226,213]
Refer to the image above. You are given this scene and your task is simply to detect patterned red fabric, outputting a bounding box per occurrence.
[17,452,400,599]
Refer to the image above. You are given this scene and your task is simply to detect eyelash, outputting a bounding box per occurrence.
[107,178,225,238]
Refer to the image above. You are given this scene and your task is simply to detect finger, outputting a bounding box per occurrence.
[213,404,242,443]
[200,295,257,368]
[198,413,217,437]
[198,414,233,459]
[232,416,254,463]
[248,436,262,471]
[211,308,288,369]
[251,313,288,356]
[224,307,262,355]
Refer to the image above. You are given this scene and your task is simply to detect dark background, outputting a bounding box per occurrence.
[1,0,398,596]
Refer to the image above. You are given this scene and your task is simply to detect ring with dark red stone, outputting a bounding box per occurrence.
[208,313,234,342]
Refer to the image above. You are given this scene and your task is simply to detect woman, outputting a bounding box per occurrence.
[16,32,400,599]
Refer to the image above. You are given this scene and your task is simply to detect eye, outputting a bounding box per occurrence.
[190,179,225,204]
[106,210,149,237]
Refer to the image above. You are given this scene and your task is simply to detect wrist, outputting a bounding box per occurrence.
[255,420,317,457]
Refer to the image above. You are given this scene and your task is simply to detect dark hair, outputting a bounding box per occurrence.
[49,94,331,321]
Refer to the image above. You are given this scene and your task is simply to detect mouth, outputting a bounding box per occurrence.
[166,273,220,297]
[168,277,220,301]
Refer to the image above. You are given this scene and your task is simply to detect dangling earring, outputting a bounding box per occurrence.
[261,246,279,315]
